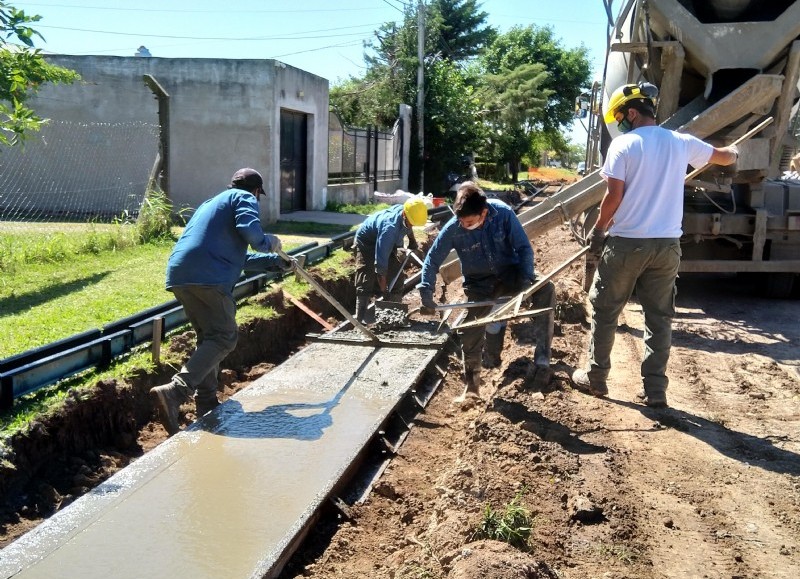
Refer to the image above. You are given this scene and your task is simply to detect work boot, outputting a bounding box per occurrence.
[634,389,668,408]
[482,327,506,368]
[570,368,608,398]
[150,381,191,435]
[454,368,482,404]
[526,364,553,390]
[532,304,554,368]
[195,394,220,418]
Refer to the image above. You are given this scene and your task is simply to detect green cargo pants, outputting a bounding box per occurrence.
[587,237,681,394]
[171,285,238,403]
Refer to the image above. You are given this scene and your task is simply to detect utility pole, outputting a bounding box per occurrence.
[416,0,425,192]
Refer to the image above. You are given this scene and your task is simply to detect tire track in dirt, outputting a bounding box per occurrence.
[588,289,800,578]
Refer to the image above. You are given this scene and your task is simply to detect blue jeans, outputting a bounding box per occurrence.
[587,237,680,393]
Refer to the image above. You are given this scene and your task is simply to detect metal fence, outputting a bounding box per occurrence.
[328,111,402,190]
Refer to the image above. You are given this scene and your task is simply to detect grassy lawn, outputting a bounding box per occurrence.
[1,241,175,358]
[0,218,362,360]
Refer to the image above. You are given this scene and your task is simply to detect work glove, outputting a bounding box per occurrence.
[419,290,437,315]
[727,144,739,167]
[278,257,294,272]
[267,235,282,253]
[587,227,606,261]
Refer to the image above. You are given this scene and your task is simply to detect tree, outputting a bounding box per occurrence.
[481,25,590,131]
[0,2,78,146]
[429,0,496,61]
[476,62,552,179]
[422,59,484,192]
[476,25,591,175]
[331,0,496,192]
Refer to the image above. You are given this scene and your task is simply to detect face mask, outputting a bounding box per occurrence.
[617,117,633,133]
[463,220,482,230]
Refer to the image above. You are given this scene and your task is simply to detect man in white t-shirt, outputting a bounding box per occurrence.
[572,82,738,408]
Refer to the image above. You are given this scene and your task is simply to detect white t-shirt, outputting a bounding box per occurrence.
[600,126,714,238]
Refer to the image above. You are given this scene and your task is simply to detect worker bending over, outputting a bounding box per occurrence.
[418,182,555,402]
[353,198,428,323]
[151,168,288,435]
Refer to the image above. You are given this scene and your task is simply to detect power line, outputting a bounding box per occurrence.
[379,0,406,14]
[36,23,382,42]
[22,2,389,15]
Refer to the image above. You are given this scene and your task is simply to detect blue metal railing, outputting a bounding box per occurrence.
[0,238,351,410]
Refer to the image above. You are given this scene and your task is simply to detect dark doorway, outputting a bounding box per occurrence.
[280,110,308,213]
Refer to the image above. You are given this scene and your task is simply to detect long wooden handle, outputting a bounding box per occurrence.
[684,116,773,181]
[277,249,378,342]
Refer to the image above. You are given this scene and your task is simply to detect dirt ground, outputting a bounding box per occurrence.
[2,213,799,579]
[281,224,800,578]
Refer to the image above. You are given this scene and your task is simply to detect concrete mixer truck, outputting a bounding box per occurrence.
[440,1,800,297]
[577,0,800,297]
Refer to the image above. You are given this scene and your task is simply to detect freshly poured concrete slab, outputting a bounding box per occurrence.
[0,341,439,579]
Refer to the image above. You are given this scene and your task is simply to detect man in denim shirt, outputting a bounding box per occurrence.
[418,182,555,402]
[353,198,427,323]
[150,168,288,435]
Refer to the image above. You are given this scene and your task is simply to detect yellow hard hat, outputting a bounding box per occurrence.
[603,82,659,124]
[403,198,428,226]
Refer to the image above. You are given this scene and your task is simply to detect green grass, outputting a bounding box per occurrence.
[325,201,390,215]
[471,490,534,550]
[0,222,146,274]
[0,240,175,357]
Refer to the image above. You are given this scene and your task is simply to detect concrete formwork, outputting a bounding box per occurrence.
[0,336,446,578]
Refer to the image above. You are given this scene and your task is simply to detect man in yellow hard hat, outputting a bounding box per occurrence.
[572,82,738,408]
[353,197,428,323]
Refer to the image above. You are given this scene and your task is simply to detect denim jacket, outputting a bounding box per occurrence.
[418,199,534,292]
[354,204,413,276]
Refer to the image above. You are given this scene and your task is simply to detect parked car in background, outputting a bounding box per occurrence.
[576,161,586,176]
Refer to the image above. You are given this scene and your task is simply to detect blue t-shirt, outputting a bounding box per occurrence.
[166,188,281,291]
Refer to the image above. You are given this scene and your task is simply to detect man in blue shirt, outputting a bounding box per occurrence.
[353,198,428,323]
[418,182,555,402]
[150,168,287,435]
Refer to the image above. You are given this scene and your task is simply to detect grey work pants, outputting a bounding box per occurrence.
[354,245,405,299]
[587,237,680,393]
[171,285,239,401]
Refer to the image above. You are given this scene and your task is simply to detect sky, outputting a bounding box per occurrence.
[19,0,613,140]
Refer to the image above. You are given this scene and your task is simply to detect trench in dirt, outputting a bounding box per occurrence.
[0,274,360,548]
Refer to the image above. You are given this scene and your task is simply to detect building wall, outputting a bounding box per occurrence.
[33,55,328,223]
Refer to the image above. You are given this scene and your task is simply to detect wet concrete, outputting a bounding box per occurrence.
[0,341,439,579]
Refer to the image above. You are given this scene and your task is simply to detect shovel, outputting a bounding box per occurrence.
[374,250,411,316]
[276,249,379,342]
